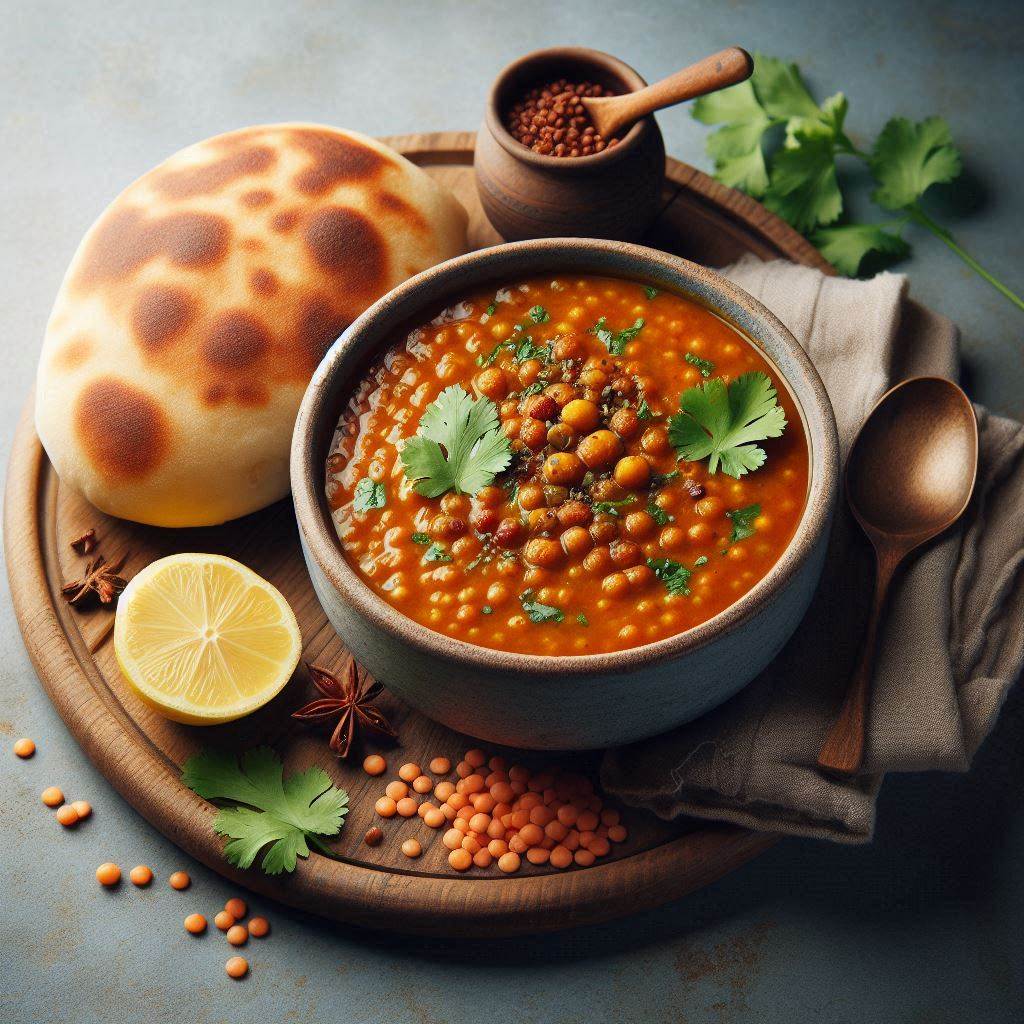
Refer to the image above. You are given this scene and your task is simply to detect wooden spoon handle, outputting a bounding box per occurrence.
[816,548,901,776]
[594,47,753,138]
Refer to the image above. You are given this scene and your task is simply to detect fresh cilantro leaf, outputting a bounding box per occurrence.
[646,558,693,597]
[519,590,564,624]
[812,222,910,276]
[476,339,512,367]
[764,132,843,233]
[592,495,637,517]
[576,612,589,627]
[693,78,772,196]
[513,336,551,363]
[589,316,645,356]
[684,352,716,378]
[528,305,550,324]
[785,92,849,147]
[870,116,962,211]
[643,285,659,300]
[647,501,672,526]
[668,372,787,478]
[485,302,497,316]
[181,748,348,876]
[422,542,452,564]
[353,478,386,513]
[727,504,761,543]
[411,532,431,545]
[753,55,822,121]
[636,398,655,420]
[400,385,512,497]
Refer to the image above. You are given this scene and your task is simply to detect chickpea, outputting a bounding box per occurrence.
[609,407,640,439]
[544,382,576,407]
[609,376,636,397]
[503,416,522,439]
[518,359,543,385]
[486,582,512,605]
[577,430,623,469]
[583,546,614,575]
[640,425,671,456]
[543,452,586,487]
[543,484,569,506]
[688,522,713,543]
[577,368,607,389]
[547,423,575,451]
[494,518,525,547]
[469,505,501,535]
[528,508,560,533]
[524,394,558,421]
[519,418,547,452]
[624,564,655,587]
[560,399,600,434]
[602,572,631,598]
[430,513,467,541]
[590,477,626,502]
[553,336,584,361]
[659,525,687,549]
[589,515,620,545]
[475,485,505,507]
[695,496,725,518]
[561,526,593,558]
[610,540,644,568]
[525,539,563,568]
[556,500,592,528]
[518,482,546,510]
[623,510,656,539]
[477,367,508,400]
[613,455,650,490]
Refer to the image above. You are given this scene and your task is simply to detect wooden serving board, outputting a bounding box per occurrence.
[4,132,830,936]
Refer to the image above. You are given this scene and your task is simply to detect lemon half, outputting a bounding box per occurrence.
[114,553,302,725]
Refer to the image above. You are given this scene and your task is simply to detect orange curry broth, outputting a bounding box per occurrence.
[327,275,808,656]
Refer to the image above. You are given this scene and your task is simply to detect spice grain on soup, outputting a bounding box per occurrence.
[327,275,808,656]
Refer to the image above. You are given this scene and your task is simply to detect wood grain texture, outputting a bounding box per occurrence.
[3,132,829,936]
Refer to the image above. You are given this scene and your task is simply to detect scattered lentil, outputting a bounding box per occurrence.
[96,862,121,887]
[168,871,191,891]
[248,916,270,938]
[13,738,35,759]
[214,910,235,931]
[129,865,153,887]
[55,804,79,827]
[41,786,64,808]
[364,826,384,846]
[362,754,387,776]
[226,924,248,947]
[225,956,249,979]
[71,800,92,820]
[224,897,247,919]
[184,913,207,935]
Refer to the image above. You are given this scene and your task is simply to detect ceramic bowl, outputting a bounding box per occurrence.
[291,239,839,750]
[474,47,666,242]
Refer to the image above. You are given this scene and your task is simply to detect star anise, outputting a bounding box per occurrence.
[70,528,98,555]
[61,555,128,608]
[291,661,397,759]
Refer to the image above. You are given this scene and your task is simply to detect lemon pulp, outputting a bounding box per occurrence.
[114,553,301,725]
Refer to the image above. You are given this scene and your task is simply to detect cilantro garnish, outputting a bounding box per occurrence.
[181,747,349,876]
[646,558,694,597]
[636,398,656,420]
[520,590,564,624]
[684,352,716,378]
[643,285,659,300]
[400,385,512,497]
[518,381,546,398]
[589,316,645,356]
[411,532,431,545]
[591,495,637,517]
[422,542,452,564]
[668,372,786,478]
[647,501,672,526]
[694,555,709,567]
[482,605,493,615]
[650,469,680,490]
[353,478,386,513]
[485,302,497,316]
[513,336,552,363]
[476,339,511,367]
[726,504,761,543]
[691,54,1023,311]
[577,612,590,627]
[528,305,550,324]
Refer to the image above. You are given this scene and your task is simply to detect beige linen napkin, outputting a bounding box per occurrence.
[601,256,1024,843]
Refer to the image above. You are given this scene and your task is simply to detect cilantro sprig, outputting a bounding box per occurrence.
[519,590,564,624]
[726,504,761,544]
[692,54,1022,312]
[353,478,386,513]
[589,316,645,356]
[668,371,787,478]
[400,385,512,498]
[182,748,349,876]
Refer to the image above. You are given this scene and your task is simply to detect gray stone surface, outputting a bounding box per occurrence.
[1,1,1022,1021]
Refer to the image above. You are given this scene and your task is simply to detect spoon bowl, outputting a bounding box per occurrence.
[818,376,978,775]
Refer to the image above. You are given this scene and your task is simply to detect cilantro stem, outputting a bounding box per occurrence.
[906,204,1024,313]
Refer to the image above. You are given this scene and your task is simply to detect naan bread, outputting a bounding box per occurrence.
[36,124,467,527]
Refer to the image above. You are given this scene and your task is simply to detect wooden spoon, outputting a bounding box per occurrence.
[817,377,979,777]
[582,47,753,141]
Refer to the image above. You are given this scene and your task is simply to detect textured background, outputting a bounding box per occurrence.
[2,1,1022,1021]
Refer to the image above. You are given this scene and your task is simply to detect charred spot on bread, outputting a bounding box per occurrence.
[131,284,197,351]
[154,145,277,200]
[289,128,391,194]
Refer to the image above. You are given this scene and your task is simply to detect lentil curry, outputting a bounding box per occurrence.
[327,275,808,656]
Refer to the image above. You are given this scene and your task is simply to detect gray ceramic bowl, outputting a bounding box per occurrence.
[291,239,839,750]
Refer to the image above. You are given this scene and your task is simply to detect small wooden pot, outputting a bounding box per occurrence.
[474,47,666,242]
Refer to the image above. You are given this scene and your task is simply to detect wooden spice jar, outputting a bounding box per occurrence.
[474,47,666,243]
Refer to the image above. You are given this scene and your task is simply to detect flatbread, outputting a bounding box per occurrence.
[36,124,467,527]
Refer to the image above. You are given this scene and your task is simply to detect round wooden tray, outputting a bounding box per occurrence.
[4,131,829,936]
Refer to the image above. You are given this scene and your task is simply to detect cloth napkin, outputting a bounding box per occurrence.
[601,256,1024,843]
